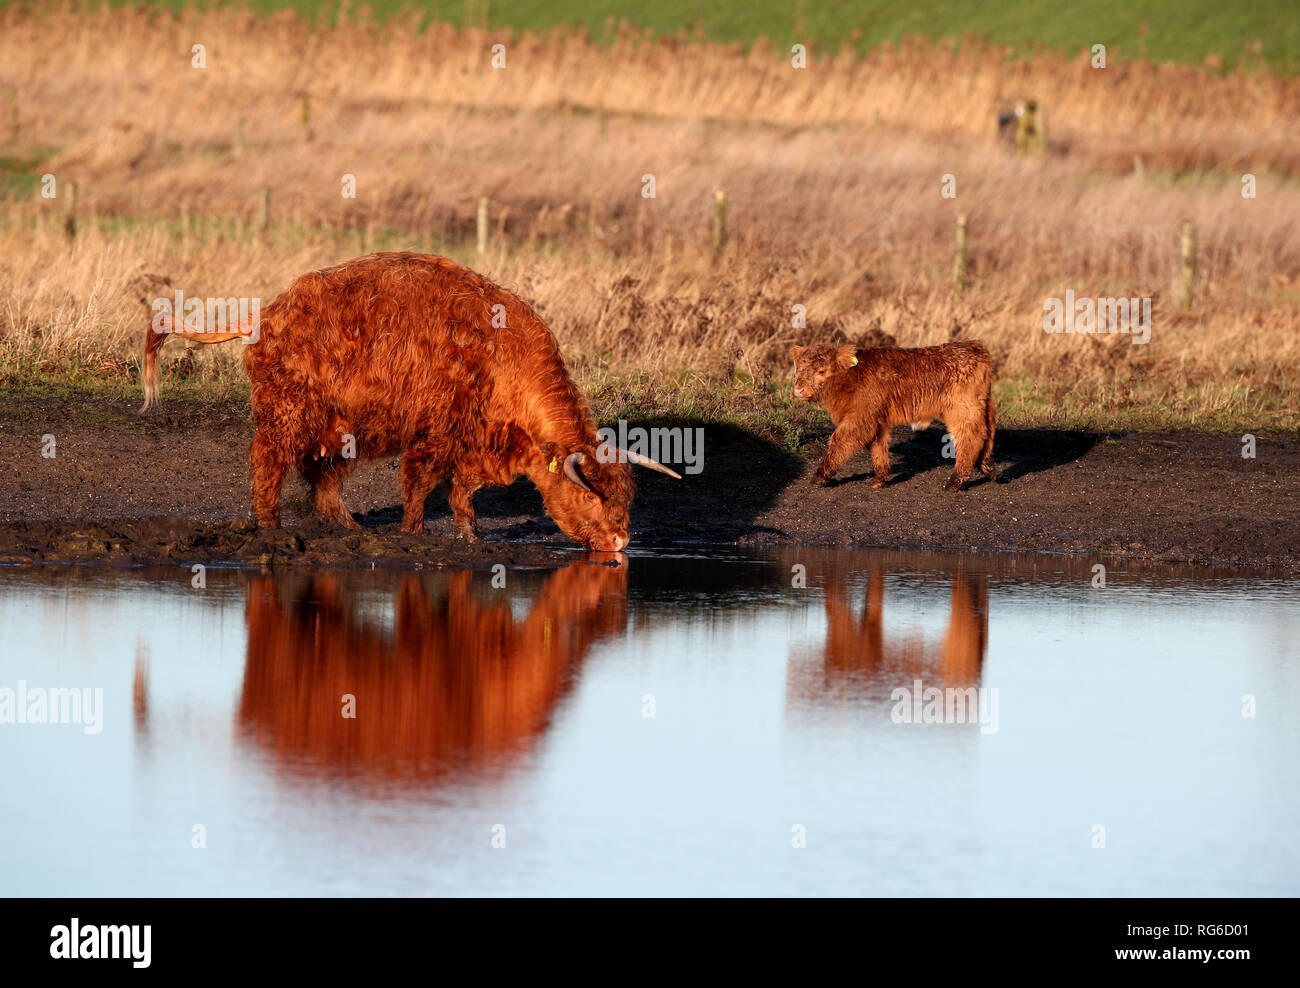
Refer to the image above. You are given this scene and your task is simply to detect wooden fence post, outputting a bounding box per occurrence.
[954,214,969,293]
[1180,222,1197,311]
[63,181,77,240]
[712,189,727,260]
[477,197,490,255]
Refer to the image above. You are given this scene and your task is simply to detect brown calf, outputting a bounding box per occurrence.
[790,340,996,490]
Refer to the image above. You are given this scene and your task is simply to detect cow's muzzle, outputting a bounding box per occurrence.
[591,531,629,552]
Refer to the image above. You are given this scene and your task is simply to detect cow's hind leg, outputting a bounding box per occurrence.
[250,430,290,527]
[301,457,360,529]
[400,442,450,534]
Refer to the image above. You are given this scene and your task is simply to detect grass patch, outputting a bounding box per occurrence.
[81,0,1300,72]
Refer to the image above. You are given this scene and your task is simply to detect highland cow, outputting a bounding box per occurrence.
[790,340,996,490]
[141,252,679,549]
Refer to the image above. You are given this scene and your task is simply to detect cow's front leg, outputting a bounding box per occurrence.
[448,475,483,543]
[813,422,867,486]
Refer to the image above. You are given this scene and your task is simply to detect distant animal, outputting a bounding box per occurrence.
[789,340,996,490]
[141,252,679,549]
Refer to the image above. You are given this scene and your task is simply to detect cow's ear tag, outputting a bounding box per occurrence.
[850,356,858,366]
[549,455,560,473]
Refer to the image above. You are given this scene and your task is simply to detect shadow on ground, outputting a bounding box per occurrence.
[830,426,1111,489]
[357,419,806,545]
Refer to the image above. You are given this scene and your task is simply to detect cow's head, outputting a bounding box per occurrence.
[790,344,859,401]
[536,441,679,551]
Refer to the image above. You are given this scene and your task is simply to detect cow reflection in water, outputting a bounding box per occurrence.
[237,559,628,783]
[788,564,989,704]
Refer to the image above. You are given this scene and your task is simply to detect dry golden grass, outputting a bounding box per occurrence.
[1,4,1298,431]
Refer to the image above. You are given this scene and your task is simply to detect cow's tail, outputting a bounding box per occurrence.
[140,315,251,412]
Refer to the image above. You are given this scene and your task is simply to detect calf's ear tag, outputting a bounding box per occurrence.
[549,455,560,473]
[850,356,859,366]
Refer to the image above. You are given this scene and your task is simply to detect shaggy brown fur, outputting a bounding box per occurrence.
[142,252,666,550]
[790,340,997,490]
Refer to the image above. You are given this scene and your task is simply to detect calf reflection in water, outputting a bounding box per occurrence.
[788,565,989,705]
[236,559,628,784]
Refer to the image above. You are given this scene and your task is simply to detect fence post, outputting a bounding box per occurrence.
[233,116,244,158]
[7,86,17,146]
[300,93,311,141]
[63,181,77,240]
[477,197,490,255]
[1180,222,1197,311]
[712,189,727,261]
[954,214,969,293]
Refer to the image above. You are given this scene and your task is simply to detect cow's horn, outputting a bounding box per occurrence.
[562,451,594,493]
[616,446,683,479]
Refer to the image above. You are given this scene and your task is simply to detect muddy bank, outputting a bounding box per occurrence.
[0,515,564,570]
[1,392,1296,572]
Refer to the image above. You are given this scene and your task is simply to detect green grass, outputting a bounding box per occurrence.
[0,149,56,198]
[56,0,1300,72]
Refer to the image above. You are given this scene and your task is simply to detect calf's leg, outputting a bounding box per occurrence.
[944,414,985,492]
[868,428,892,488]
[979,396,997,480]
[814,421,868,486]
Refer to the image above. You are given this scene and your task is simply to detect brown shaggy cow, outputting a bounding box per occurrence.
[141,252,679,550]
[790,340,996,490]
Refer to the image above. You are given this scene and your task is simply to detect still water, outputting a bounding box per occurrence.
[1,549,1297,897]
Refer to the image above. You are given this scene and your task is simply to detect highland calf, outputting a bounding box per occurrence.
[142,252,679,550]
[790,340,997,491]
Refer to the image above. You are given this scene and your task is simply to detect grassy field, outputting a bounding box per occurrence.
[84,0,1300,73]
[1,3,1298,434]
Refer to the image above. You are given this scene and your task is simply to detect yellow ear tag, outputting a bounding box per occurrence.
[549,455,559,473]
[850,356,858,366]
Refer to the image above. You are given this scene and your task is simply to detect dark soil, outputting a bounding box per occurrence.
[1,393,1296,572]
